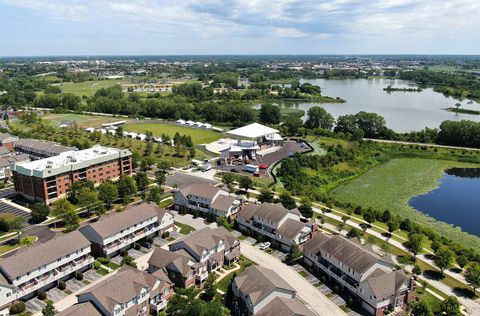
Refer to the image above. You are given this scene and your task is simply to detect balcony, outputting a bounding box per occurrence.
[195,271,208,281]
[104,227,159,255]
[151,299,168,311]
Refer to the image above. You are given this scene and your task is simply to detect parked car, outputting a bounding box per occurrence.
[259,242,271,250]
[142,242,152,249]
[258,163,269,169]
[230,168,239,173]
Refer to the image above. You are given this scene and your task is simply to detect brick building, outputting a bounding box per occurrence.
[12,145,132,203]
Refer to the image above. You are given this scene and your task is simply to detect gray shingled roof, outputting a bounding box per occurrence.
[319,236,390,274]
[303,232,331,254]
[276,218,308,239]
[179,183,220,200]
[256,297,316,316]
[80,266,158,313]
[363,269,410,299]
[234,266,295,306]
[170,226,238,257]
[211,194,237,212]
[148,247,195,276]
[254,203,289,224]
[81,202,159,239]
[58,302,102,316]
[0,231,90,280]
[237,203,260,221]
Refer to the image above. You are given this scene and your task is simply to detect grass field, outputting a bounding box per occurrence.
[123,122,222,144]
[59,79,125,97]
[41,113,129,128]
[331,158,480,248]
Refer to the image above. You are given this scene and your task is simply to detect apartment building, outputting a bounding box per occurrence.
[169,227,240,275]
[0,231,93,313]
[14,139,75,159]
[12,145,132,203]
[77,265,173,316]
[236,203,316,251]
[174,183,242,219]
[232,266,315,316]
[148,247,206,288]
[80,202,174,257]
[303,232,416,316]
[0,133,18,151]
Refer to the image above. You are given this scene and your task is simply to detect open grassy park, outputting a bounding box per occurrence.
[58,79,125,97]
[331,158,480,248]
[123,122,223,144]
[41,113,127,128]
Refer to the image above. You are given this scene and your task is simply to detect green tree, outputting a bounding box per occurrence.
[52,199,79,231]
[9,216,25,242]
[155,171,167,187]
[222,173,236,193]
[98,181,118,208]
[285,241,302,264]
[117,175,138,198]
[203,273,217,301]
[77,187,99,215]
[457,255,469,271]
[238,176,253,193]
[279,192,297,210]
[433,246,455,274]
[336,222,345,234]
[406,233,424,259]
[298,197,313,218]
[147,186,164,205]
[31,202,50,223]
[408,299,433,316]
[259,103,281,125]
[135,172,149,191]
[283,113,303,135]
[412,265,422,276]
[258,188,274,203]
[465,262,480,294]
[387,220,399,236]
[304,106,334,130]
[68,179,94,204]
[42,301,57,316]
[441,296,461,316]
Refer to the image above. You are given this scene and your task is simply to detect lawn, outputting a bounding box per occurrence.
[41,113,130,128]
[331,158,480,249]
[217,256,255,292]
[59,79,125,97]
[175,221,196,235]
[123,122,222,144]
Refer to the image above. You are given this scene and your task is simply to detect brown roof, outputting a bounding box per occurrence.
[148,248,195,276]
[14,139,74,155]
[319,236,391,274]
[179,183,220,200]
[58,302,102,316]
[81,202,159,239]
[234,266,295,306]
[363,270,410,299]
[256,297,316,316]
[79,266,158,313]
[0,231,90,280]
[211,194,237,212]
[276,218,308,239]
[303,232,331,254]
[237,203,260,221]
[254,203,290,224]
[170,226,238,258]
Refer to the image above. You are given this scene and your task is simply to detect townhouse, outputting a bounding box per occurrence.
[148,247,206,288]
[76,265,173,315]
[80,202,174,257]
[232,265,315,316]
[0,133,18,151]
[13,145,132,204]
[0,153,29,180]
[13,139,75,159]
[58,302,101,316]
[303,232,416,316]
[236,202,316,251]
[169,226,240,275]
[174,183,242,219]
[0,231,93,313]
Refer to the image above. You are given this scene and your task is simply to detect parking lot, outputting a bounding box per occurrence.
[166,172,219,189]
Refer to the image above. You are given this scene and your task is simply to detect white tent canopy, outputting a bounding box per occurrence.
[226,123,279,139]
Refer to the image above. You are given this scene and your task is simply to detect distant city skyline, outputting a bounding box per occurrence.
[0,0,479,56]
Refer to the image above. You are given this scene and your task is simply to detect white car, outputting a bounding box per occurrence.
[259,242,271,250]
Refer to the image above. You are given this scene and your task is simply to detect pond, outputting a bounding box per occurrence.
[257,78,480,132]
[409,168,480,237]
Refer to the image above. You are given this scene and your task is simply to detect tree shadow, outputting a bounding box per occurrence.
[423,269,444,281]
[452,287,476,299]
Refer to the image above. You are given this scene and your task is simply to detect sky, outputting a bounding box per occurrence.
[0,0,479,56]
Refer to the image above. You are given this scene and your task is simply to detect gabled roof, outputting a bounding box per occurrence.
[79,266,158,313]
[0,231,90,280]
[58,302,102,316]
[256,297,316,316]
[363,270,410,299]
[276,218,309,239]
[148,248,195,276]
[303,232,331,254]
[254,203,290,224]
[234,266,295,306]
[179,183,220,200]
[211,194,237,212]
[80,202,159,239]
[319,235,392,274]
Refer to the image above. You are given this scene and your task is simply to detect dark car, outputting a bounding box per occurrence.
[142,242,152,249]
[230,168,239,173]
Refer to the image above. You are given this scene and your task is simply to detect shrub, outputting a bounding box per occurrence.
[75,271,83,280]
[120,249,128,257]
[93,261,101,270]
[37,289,47,300]
[134,243,141,250]
[98,257,110,264]
[57,281,66,290]
[146,236,153,243]
[162,231,170,238]
[9,301,25,314]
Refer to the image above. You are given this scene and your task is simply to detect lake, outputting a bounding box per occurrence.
[260,78,480,132]
[409,168,480,236]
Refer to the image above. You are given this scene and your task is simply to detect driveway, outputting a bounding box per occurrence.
[171,211,209,230]
[240,241,346,316]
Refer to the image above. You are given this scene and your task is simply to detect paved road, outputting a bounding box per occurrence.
[240,241,346,316]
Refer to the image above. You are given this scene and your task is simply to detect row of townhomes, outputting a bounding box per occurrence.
[148,226,241,287]
[174,183,242,219]
[232,265,315,316]
[237,202,317,251]
[303,232,416,316]
[0,202,175,315]
[12,145,132,204]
